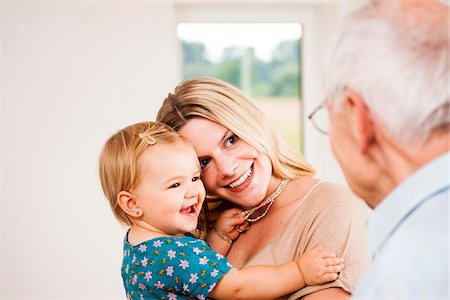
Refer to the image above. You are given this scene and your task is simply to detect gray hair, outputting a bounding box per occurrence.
[324,0,449,144]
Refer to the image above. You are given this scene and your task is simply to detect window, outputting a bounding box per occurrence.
[178,23,303,152]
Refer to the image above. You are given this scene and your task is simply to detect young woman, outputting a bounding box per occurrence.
[98,121,344,299]
[156,77,368,299]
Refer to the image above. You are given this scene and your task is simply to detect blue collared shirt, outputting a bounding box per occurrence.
[353,152,449,299]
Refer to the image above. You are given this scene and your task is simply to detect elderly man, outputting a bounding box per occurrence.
[316,0,449,298]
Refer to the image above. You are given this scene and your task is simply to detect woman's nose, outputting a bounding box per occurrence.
[216,155,238,177]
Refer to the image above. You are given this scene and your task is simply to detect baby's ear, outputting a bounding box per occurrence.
[117,191,141,218]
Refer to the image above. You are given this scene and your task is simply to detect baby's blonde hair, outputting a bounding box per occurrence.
[98,121,190,226]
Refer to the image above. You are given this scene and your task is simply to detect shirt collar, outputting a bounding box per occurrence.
[368,151,450,259]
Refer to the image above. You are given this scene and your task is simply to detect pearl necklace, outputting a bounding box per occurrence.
[240,179,289,223]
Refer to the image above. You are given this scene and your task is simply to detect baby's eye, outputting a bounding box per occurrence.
[192,176,200,182]
[169,182,181,189]
[225,134,239,148]
[199,158,211,169]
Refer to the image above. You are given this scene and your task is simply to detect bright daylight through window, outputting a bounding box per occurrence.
[177,23,303,153]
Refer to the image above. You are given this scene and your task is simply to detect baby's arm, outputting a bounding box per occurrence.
[209,247,344,299]
[206,208,248,255]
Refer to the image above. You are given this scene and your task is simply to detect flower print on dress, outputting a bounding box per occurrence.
[166,266,174,277]
[168,249,177,259]
[154,281,165,289]
[144,271,152,281]
[179,260,190,269]
[168,292,177,300]
[121,235,232,299]
[189,273,199,284]
[215,253,224,260]
[138,283,147,290]
[210,269,219,277]
[153,240,164,247]
[199,256,209,265]
[141,257,148,267]
[138,244,147,253]
[208,283,216,293]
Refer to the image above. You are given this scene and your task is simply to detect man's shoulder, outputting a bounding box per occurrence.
[358,202,448,298]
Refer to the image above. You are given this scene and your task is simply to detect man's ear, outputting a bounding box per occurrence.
[117,191,142,218]
[345,89,375,153]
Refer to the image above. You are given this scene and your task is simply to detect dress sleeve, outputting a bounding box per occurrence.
[282,182,369,299]
[174,238,233,298]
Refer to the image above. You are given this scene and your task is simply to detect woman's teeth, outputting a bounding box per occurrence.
[229,168,252,188]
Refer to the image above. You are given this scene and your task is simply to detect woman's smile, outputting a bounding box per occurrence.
[226,164,254,192]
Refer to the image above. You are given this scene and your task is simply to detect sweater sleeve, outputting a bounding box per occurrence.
[277,182,369,299]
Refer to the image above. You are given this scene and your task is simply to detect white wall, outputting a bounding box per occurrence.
[0,2,4,297]
[1,1,362,298]
[2,2,180,298]
[303,1,368,182]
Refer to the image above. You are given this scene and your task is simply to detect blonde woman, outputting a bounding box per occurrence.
[98,121,344,299]
[156,77,368,299]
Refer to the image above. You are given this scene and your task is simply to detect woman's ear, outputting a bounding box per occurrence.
[117,191,142,218]
[345,89,376,154]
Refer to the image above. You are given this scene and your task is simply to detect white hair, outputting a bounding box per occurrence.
[324,0,449,144]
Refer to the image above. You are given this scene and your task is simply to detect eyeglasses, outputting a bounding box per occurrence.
[308,102,329,135]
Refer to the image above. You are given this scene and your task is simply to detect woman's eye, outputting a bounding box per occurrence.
[199,158,210,169]
[225,134,239,148]
[169,182,181,189]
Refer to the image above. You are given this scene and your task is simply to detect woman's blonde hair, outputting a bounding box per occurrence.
[156,77,315,180]
[157,78,315,235]
[98,121,191,226]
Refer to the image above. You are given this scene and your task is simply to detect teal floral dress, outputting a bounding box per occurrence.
[122,233,233,300]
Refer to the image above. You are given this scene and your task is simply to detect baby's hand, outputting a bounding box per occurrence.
[214,208,249,241]
[298,247,344,285]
